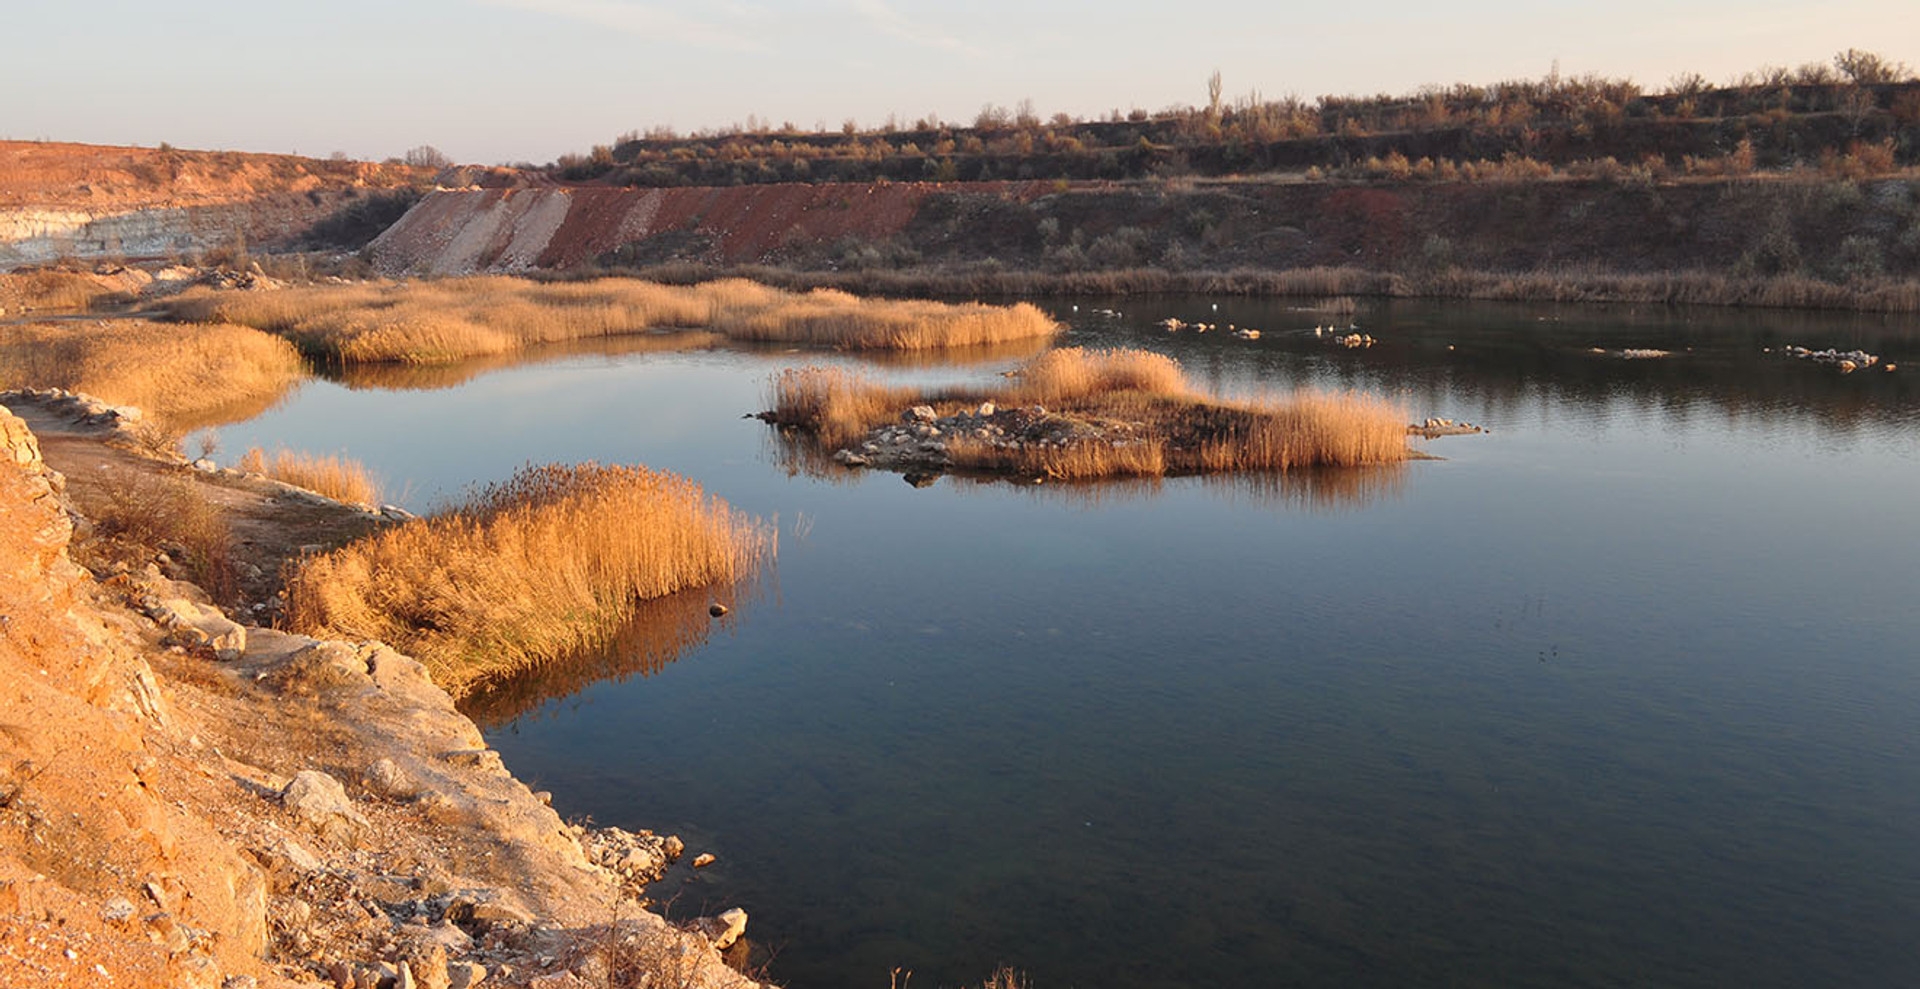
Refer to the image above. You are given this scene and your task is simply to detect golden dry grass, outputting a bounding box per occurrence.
[1002,347,1187,404]
[0,319,303,430]
[0,269,136,312]
[284,462,773,696]
[164,275,1057,363]
[66,470,237,604]
[238,447,382,507]
[945,433,1170,480]
[770,348,1412,480]
[713,287,1059,350]
[765,365,918,446]
[1183,391,1412,472]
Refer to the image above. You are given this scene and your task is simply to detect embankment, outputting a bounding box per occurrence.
[0,141,438,267]
[0,400,763,988]
[370,176,1920,310]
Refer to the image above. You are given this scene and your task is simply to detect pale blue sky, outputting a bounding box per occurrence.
[4,0,1914,165]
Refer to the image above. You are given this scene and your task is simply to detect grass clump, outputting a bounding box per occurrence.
[0,320,303,430]
[68,471,237,603]
[0,269,136,312]
[765,365,917,446]
[713,287,1059,350]
[238,447,383,507]
[1003,346,1185,404]
[769,347,1412,481]
[284,462,773,696]
[163,275,1057,364]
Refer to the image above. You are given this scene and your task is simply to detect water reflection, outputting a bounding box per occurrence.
[321,331,724,392]
[200,294,1920,989]
[1052,298,1920,435]
[459,580,755,728]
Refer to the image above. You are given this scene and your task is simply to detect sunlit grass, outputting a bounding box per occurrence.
[0,319,303,429]
[0,269,136,312]
[768,348,1412,480]
[284,462,774,696]
[164,275,1058,363]
[238,447,383,507]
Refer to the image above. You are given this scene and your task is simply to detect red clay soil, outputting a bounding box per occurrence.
[373,181,1056,272]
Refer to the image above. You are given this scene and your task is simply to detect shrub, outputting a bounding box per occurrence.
[72,471,237,604]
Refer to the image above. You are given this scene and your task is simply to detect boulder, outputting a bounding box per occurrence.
[690,908,748,950]
[280,770,369,835]
[364,758,421,800]
[906,405,937,422]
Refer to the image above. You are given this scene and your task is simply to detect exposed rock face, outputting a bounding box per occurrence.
[0,140,433,268]
[369,181,1046,275]
[0,408,763,989]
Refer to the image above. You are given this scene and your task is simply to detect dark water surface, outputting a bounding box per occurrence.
[210,299,1920,988]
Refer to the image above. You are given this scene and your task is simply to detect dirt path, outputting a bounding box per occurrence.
[5,393,381,611]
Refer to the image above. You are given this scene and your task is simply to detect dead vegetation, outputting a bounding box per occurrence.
[767,366,918,446]
[284,462,774,697]
[0,320,303,430]
[65,470,238,603]
[237,446,383,507]
[0,268,137,312]
[767,347,1411,480]
[163,275,1058,364]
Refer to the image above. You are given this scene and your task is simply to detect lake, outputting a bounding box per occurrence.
[205,297,1920,988]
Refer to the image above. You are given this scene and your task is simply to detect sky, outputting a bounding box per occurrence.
[4,0,1916,166]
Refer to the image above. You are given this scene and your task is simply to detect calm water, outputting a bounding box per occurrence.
[207,298,1920,988]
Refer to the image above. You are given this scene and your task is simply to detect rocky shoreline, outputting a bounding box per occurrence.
[0,400,762,989]
[809,402,1483,480]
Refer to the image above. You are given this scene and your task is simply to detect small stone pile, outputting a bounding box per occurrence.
[832,402,1011,471]
[1411,417,1485,436]
[3,387,147,436]
[578,827,687,897]
[831,402,1150,474]
[1773,345,1890,373]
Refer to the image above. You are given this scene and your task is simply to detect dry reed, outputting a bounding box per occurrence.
[164,275,1057,364]
[0,269,136,312]
[713,288,1059,349]
[239,447,382,507]
[771,349,1412,480]
[765,365,917,446]
[67,471,237,603]
[284,462,773,695]
[0,320,303,429]
[1003,347,1187,404]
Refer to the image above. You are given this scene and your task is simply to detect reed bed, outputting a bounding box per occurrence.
[237,447,383,507]
[765,365,918,446]
[1003,347,1187,404]
[0,319,303,429]
[770,348,1411,481]
[944,434,1171,480]
[714,288,1058,349]
[1183,392,1412,472]
[164,275,1057,364]
[625,261,1920,314]
[0,269,137,312]
[284,462,773,696]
